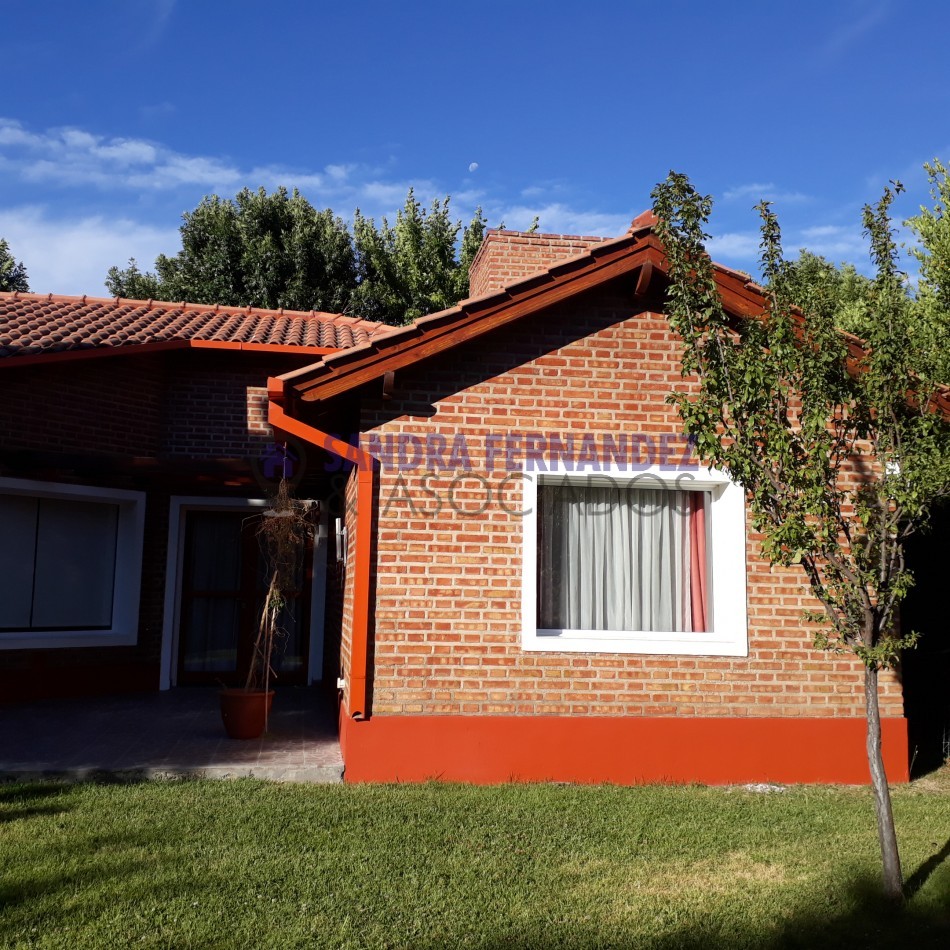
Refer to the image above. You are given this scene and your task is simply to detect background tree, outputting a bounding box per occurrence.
[652,172,950,901]
[351,190,486,324]
[906,160,950,385]
[105,258,162,300]
[105,187,487,324]
[107,188,357,313]
[0,238,29,293]
[780,161,950,389]
[781,250,874,337]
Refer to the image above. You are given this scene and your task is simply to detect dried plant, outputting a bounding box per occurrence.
[244,479,315,727]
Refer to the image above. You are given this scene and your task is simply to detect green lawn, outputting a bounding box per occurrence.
[2,779,950,949]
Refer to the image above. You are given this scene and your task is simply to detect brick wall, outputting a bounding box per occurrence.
[468,230,613,299]
[161,352,278,458]
[356,289,904,720]
[0,356,165,456]
[0,350,303,699]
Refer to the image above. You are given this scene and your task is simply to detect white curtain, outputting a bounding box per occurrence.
[538,485,695,632]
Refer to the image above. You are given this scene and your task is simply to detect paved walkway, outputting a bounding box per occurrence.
[0,687,344,783]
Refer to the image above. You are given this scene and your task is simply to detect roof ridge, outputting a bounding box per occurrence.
[0,290,377,328]
[482,228,615,242]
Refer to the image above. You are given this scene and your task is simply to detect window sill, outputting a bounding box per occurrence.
[0,629,140,651]
[523,629,749,656]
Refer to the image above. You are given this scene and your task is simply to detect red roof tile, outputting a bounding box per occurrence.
[0,292,387,361]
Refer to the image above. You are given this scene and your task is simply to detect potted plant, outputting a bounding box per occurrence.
[219,478,315,739]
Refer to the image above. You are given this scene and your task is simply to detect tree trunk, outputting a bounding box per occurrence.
[865,665,904,900]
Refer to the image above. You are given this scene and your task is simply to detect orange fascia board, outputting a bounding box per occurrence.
[188,341,339,357]
[0,339,339,369]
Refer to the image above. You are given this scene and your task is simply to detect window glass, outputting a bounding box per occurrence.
[0,495,119,630]
[0,495,39,629]
[538,483,708,633]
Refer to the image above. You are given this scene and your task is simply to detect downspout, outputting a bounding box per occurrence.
[267,379,375,720]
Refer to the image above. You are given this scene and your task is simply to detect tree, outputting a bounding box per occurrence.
[106,187,357,313]
[782,245,950,387]
[351,190,487,325]
[781,250,874,338]
[105,258,162,300]
[906,160,950,385]
[105,187,487,324]
[652,172,950,900]
[0,238,29,293]
[778,161,950,389]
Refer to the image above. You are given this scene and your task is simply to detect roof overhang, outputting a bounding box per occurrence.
[0,338,340,369]
[273,229,672,406]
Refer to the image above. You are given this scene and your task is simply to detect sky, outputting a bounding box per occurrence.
[1,0,948,296]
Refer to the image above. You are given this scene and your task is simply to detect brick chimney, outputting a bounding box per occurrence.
[468,230,614,299]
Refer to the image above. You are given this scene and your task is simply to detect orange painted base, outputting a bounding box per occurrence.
[340,709,909,785]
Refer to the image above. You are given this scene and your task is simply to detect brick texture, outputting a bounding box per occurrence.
[468,230,613,299]
[342,289,904,721]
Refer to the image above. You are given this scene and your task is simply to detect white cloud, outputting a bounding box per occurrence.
[140,101,176,121]
[491,202,631,237]
[0,123,43,148]
[0,118,656,291]
[708,224,874,270]
[0,117,351,196]
[357,179,441,210]
[723,182,811,204]
[325,164,352,182]
[708,231,761,263]
[795,224,867,259]
[93,139,159,166]
[818,0,890,60]
[452,188,486,207]
[0,206,179,296]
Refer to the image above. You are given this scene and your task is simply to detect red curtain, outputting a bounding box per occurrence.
[689,493,708,632]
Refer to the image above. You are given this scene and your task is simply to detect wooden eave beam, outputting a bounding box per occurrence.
[0,339,340,370]
[291,241,665,403]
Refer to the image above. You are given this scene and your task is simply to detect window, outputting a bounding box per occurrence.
[0,478,145,649]
[521,465,748,655]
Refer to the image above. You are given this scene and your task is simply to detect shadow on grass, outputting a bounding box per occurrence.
[905,836,950,900]
[0,782,73,824]
[422,876,950,950]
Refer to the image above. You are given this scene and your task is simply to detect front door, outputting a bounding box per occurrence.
[176,509,311,686]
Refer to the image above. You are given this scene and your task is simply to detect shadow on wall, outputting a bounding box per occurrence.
[900,498,950,777]
[364,278,656,427]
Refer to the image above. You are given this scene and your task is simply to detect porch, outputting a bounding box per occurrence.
[0,687,344,783]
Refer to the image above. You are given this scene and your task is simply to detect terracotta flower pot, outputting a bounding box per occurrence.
[219,688,275,740]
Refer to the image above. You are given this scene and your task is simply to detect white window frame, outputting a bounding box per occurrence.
[0,476,146,650]
[521,463,748,656]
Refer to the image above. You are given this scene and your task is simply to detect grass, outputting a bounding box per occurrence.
[2,778,950,948]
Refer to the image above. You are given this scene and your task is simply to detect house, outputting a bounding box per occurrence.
[2,215,945,783]
[0,295,387,699]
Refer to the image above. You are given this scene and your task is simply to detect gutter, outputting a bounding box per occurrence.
[267,379,375,720]
[0,340,338,370]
